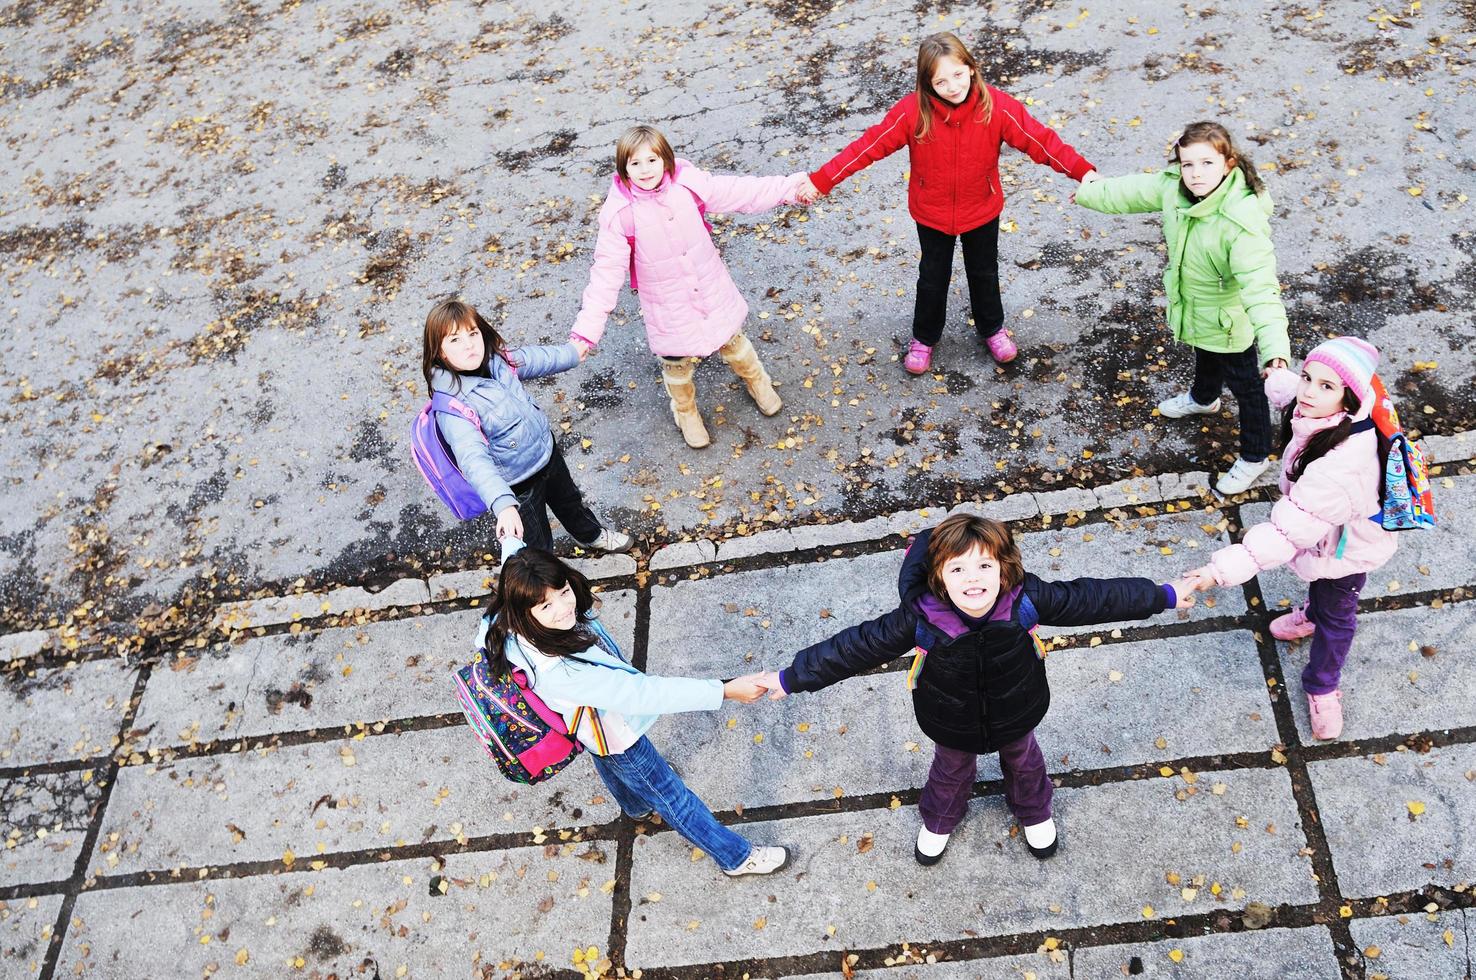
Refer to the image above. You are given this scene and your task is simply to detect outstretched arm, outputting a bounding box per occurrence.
[770,605,917,697]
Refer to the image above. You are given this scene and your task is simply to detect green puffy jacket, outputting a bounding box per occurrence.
[1075,166,1290,365]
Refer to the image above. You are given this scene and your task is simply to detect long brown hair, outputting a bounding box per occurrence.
[925,513,1025,599]
[1171,120,1265,198]
[1281,387,1361,483]
[421,299,507,395]
[914,32,992,141]
[484,549,601,672]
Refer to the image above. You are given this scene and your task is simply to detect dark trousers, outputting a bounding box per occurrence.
[1189,346,1273,462]
[917,731,1053,834]
[509,441,603,553]
[1302,572,1366,695]
[913,219,1004,345]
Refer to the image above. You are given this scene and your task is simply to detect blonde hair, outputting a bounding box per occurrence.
[614,125,676,188]
[915,32,992,141]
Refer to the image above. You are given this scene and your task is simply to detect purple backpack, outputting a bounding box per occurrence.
[410,392,489,520]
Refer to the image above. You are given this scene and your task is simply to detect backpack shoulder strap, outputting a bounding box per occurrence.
[430,392,483,432]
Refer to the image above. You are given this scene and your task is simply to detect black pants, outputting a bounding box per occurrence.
[509,442,603,553]
[913,219,1004,345]
[1190,346,1272,463]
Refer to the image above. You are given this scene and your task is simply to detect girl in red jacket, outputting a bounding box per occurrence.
[799,32,1097,375]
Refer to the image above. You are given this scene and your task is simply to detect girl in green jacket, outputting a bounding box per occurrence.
[1075,121,1291,496]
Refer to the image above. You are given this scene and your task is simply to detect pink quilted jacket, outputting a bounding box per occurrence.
[1208,411,1397,587]
[572,160,808,358]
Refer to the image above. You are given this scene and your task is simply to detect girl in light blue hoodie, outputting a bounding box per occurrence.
[484,540,789,877]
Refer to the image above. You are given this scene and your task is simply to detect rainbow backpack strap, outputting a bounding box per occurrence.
[1018,593,1048,659]
[904,647,928,690]
[569,705,609,756]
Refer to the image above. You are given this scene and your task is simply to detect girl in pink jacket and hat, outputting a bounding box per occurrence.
[1185,337,1397,739]
[570,125,810,449]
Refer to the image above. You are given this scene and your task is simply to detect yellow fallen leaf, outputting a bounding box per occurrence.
[1168,949,1184,963]
[235,949,249,966]
[1407,801,1426,816]
[1142,904,1155,918]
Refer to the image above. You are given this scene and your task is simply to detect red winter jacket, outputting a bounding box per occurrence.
[809,84,1094,236]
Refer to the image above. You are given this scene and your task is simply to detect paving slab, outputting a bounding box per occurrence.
[1279,603,1476,743]
[0,659,138,767]
[1245,473,1476,608]
[1021,512,1243,635]
[214,578,434,630]
[132,592,634,751]
[1,770,101,888]
[92,726,619,877]
[624,767,1314,967]
[1072,925,1341,979]
[650,631,1277,812]
[1350,909,1473,980]
[0,893,64,978]
[0,630,51,664]
[58,844,616,978]
[428,551,637,601]
[1308,743,1476,898]
[780,952,1069,980]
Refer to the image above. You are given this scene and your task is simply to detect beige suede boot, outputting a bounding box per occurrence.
[660,358,710,449]
[719,332,782,416]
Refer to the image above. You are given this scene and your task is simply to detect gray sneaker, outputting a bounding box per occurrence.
[579,528,633,553]
[1215,457,1271,496]
[1157,392,1221,418]
[722,845,790,877]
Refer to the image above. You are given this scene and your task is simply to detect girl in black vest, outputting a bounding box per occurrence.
[757,514,1195,865]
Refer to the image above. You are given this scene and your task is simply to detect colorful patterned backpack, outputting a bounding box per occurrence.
[1355,374,1437,531]
[453,623,607,784]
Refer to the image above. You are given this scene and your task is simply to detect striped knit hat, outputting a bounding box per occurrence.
[1304,336,1379,420]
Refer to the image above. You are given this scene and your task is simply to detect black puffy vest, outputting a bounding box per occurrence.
[910,620,1049,754]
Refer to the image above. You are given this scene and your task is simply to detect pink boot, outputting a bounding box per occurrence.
[903,340,934,375]
[1307,690,1343,740]
[1270,605,1316,641]
[983,329,1017,363]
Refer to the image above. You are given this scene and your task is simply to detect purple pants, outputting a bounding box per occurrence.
[918,730,1053,834]
[1302,572,1366,696]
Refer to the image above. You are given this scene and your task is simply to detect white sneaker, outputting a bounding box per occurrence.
[579,528,633,553]
[1157,392,1221,418]
[914,827,951,866]
[1215,457,1271,496]
[1023,818,1058,859]
[722,845,789,877]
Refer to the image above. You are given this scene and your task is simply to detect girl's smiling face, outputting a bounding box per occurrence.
[624,143,667,190]
[1176,140,1232,199]
[439,324,485,373]
[929,54,973,105]
[529,582,579,632]
[1297,361,1348,419]
[940,544,1002,618]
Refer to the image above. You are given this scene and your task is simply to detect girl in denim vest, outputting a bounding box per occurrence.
[422,299,630,555]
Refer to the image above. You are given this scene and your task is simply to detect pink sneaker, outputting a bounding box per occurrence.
[1270,605,1315,641]
[1307,690,1343,740]
[903,340,933,375]
[983,329,1017,363]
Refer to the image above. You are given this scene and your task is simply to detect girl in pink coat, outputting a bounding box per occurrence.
[571,125,810,448]
[1186,337,1397,739]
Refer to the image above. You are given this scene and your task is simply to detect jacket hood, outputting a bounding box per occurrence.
[897,528,933,605]
[1175,166,1274,228]
[896,527,1022,639]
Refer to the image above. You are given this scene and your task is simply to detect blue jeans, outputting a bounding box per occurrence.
[590,736,751,871]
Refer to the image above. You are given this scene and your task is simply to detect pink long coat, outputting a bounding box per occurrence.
[1208,410,1397,587]
[572,160,808,358]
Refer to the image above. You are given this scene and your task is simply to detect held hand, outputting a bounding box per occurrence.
[722,674,769,704]
[571,337,593,362]
[1167,577,1199,608]
[756,669,789,701]
[1070,170,1099,204]
[795,176,820,206]
[1260,357,1287,380]
[496,506,524,542]
[1182,566,1218,593]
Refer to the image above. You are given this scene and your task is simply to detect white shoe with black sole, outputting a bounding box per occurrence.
[1157,392,1221,418]
[914,827,950,866]
[1023,818,1058,859]
[1214,457,1271,497]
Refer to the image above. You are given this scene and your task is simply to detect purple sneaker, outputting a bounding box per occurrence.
[983,329,1017,363]
[903,340,933,375]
